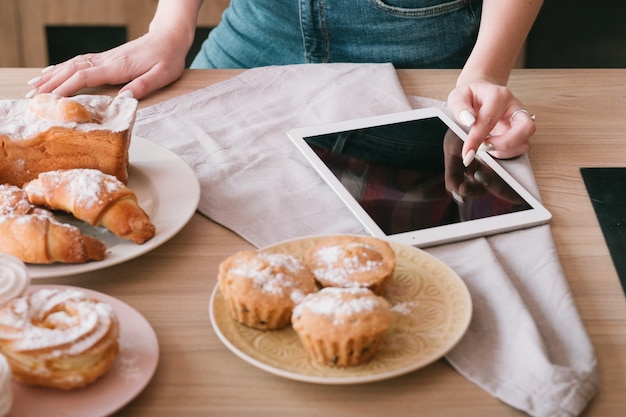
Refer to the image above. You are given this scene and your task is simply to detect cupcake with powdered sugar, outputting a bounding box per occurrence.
[217,250,316,330]
[291,287,391,367]
[305,235,395,295]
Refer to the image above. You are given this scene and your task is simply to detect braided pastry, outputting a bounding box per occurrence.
[0,287,120,390]
[24,168,155,244]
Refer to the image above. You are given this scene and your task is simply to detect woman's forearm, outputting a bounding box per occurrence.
[458,0,543,86]
[149,0,205,49]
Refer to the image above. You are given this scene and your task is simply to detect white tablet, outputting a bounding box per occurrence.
[288,107,551,247]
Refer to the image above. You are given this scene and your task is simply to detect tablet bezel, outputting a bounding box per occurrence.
[287,107,551,247]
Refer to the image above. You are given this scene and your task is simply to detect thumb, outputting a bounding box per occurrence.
[117,67,175,100]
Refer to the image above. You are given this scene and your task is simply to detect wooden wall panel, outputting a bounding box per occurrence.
[0,0,22,67]
[1,0,229,67]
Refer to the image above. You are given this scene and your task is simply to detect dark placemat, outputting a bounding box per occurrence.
[581,167,626,296]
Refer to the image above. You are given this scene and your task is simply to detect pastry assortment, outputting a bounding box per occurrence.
[0,92,410,410]
[0,93,155,264]
[217,235,397,367]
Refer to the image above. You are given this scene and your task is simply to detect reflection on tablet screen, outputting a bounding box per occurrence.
[304,117,532,235]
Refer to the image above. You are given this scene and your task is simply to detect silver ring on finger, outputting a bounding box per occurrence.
[510,109,536,123]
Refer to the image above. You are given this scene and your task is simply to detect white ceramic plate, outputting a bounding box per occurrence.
[9,284,159,417]
[209,236,472,385]
[28,136,200,279]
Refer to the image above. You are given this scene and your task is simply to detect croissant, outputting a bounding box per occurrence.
[24,169,155,244]
[0,184,32,216]
[0,210,106,264]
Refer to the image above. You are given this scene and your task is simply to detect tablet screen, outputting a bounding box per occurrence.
[302,116,532,235]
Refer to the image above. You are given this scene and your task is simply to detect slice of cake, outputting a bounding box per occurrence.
[0,93,138,186]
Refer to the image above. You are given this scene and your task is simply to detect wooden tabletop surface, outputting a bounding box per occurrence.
[1,68,626,417]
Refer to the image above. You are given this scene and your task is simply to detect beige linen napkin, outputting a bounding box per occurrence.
[134,63,598,417]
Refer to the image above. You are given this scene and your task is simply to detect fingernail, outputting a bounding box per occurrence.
[41,65,55,73]
[116,90,134,99]
[462,149,476,167]
[478,142,495,152]
[459,110,476,128]
[451,190,465,205]
[25,88,38,98]
[27,76,42,86]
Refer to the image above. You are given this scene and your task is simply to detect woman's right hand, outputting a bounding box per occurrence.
[27,29,189,100]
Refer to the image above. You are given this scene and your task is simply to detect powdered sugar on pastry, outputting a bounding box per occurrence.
[0,289,114,354]
[293,287,384,325]
[0,182,106,264]
[304,235,396,295]
[217,250,316,330]
[309,243,384,286]
[229,252,311,303]
[24,168,156,244]
[0,254,30,308]
[28,93,94,124]
[0,94,136,141]
[26,168,124,212]
[0,288,120,390]
[0,184,32,216]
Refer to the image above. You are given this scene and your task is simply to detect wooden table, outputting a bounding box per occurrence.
[1,68,626,416]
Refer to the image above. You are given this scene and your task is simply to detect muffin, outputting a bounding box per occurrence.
[217,250,316,330]
[291,287,392,367]
[305,235,396,294]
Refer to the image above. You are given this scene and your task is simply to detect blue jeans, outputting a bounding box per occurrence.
[191,0,482,69]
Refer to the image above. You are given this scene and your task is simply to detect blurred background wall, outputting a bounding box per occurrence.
[0,0,228,68]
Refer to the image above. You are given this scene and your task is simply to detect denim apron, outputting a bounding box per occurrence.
[191,0,482,69]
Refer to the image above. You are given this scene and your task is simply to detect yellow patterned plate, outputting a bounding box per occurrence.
[209,236,472,384]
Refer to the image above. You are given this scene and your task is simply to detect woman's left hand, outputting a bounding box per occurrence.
[447,79,536,164]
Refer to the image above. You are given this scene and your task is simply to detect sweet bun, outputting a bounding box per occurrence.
[0,288,120,390]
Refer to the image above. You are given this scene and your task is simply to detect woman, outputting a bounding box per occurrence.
[26,0,542,165]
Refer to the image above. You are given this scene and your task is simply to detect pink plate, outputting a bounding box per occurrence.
[7,285,159,417]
